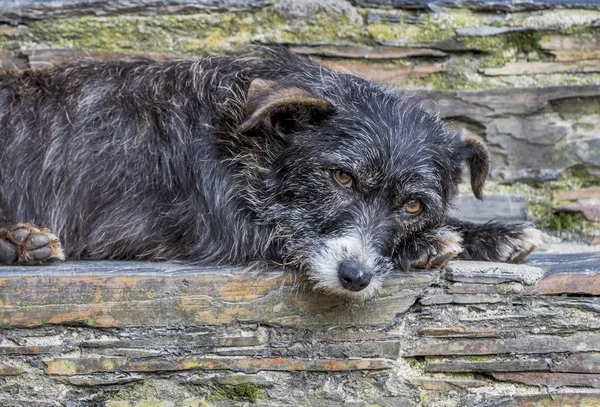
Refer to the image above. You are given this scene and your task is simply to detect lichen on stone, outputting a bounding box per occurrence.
[24,7,365,55]
[482,167,600,242]
[207,383,265,402]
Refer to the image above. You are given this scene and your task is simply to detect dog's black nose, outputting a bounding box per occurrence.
[338,260,372,292]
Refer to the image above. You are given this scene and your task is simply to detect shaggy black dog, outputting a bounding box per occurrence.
[0,48,541,298]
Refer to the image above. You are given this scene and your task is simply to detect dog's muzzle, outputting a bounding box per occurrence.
[308,233,383,297]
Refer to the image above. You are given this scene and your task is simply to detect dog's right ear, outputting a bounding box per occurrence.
[237,79,333,135]
[460,137,491,200]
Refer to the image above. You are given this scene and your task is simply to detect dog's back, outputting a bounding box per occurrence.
[0,56,263,261]
[0,49,404,263]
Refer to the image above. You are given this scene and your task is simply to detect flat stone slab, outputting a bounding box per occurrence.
[0,260,252,277]
[524,245,600,295]
[0,261,435,327]
[431,85,600,182]
[289,45,447,59]
[492,372,600,388]
[527,243,600,275]
[2,0,596,21]
[446,260,545,285]
[456,26,547,37]
[0,246,597,328]
[450,194,529,223]
[0,0,269,21]
[0,244,599,406]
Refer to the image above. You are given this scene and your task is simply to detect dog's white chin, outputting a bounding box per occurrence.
[308,233,382,300]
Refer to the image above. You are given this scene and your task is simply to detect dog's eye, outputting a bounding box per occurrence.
[333,170,353,188]
[404,199,422,215]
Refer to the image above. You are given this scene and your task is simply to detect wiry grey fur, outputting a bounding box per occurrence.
[0,48,541,298]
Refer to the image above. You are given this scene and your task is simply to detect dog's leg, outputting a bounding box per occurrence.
[0,223,65,265]
[398,227,464,270]
[446,217,543,263]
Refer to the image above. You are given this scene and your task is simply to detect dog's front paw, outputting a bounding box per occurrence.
[0,224,65,265]
[411,229,463,270]
[497,227,543,264]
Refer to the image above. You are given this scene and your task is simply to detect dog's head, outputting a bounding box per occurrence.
[234,66,490,299]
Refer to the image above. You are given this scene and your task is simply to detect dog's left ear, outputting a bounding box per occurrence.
[237,79,333,135]
[460,138,491,200]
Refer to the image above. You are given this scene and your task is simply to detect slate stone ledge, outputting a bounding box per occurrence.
[1,248,600,405]
[1,0,598,22]
[354,0,600,11]
[0,0,270,22]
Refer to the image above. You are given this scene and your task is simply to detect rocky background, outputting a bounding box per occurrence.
[0,0,600,406]
[1,0,598,243]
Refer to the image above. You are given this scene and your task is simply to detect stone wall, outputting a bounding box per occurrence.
[2,0,600,91]
[1,0,599,242]
[0,252,599,406]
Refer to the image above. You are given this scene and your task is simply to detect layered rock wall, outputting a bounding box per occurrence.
[1,0,599,241]
[0,254,598,406]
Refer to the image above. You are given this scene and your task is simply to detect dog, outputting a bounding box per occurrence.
[0,47,542,298]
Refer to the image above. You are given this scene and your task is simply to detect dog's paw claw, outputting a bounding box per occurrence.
[429,251,460,269]
[508,247,535,264]
[1,224,65,265]
[412,230,463,270]
[501,227,543,264]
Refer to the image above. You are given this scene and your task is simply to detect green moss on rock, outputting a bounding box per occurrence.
[460,35,504,53]
[27,9,364,55]
[182,401,209,407]
[463,30,549,69]
[1,7,599,91]
[367,9,485,44]
[504,31,544,54]
[482,168,600,242]
[550,212,580,232]
[208,383,265,402]
[100,389,129,402]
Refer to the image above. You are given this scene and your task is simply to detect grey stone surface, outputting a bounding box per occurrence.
[456,26,547,37]
[0,251,588,279]
[0,259,248,276]
[450,194,528,223]
[429,86,600,182]
[526,247,600,275]
[2,0,598,23]
[446,260,546,285]
[274,0,361,23]
[0,0,269,22]
[354,0,600,10]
